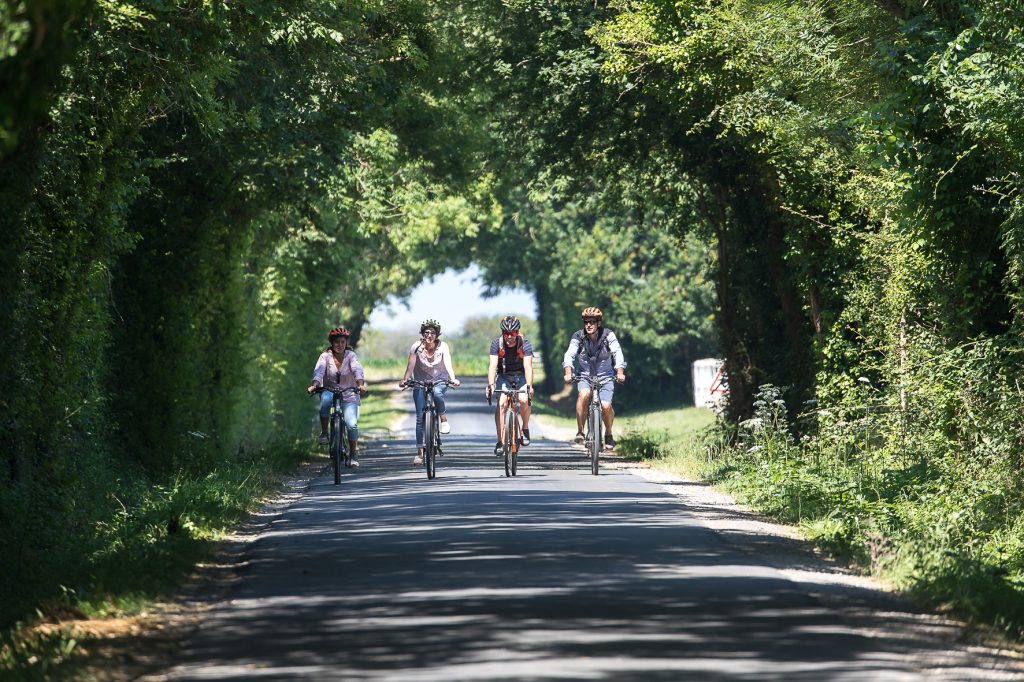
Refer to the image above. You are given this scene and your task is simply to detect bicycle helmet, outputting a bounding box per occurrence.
[328,327,351,341]
[420,318,441,336]
[499,315,521,332]
[581,306,603,323]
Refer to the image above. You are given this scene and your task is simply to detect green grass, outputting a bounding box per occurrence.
[359,380,403,434]
[1,439,314,679]
[532,390,716,477]
[614,406,716,477]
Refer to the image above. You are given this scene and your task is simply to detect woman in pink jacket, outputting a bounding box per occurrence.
[307,327,368,465]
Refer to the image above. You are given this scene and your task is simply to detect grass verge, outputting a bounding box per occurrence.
[0,384,405,680]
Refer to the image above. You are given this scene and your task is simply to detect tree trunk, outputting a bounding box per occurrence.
[709,185,754,421]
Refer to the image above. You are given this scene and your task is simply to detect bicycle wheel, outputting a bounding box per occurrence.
[331,412,342,485]
[340,421,350,467]
[589,399,601,475]
[424,409,436,480]
[503,407,514,477]
[510,410,519,477]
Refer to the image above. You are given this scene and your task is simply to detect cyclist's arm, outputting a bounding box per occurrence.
[562,337,579,380]
[523,354,534,393]
[486,353,499,390]
[350,352,368,392]
[606,331,626,370]
[309,352,328,392]
[400,348,417,385]
[607,331,627,380]
[440,341,458,384]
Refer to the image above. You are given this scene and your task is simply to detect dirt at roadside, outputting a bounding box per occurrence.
[35,457,328,681]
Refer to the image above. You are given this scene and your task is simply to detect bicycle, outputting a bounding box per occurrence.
[312,387,354,485]
[489,380,530,477]
[402,378,456,480]
[570,374,617,475]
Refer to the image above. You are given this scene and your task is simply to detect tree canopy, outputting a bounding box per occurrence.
[4,0,1024,633]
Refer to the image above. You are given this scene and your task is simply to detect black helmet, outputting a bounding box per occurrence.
[420,318,441,336]
[499,316,521,332]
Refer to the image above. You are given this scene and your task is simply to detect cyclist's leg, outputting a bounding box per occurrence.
[575,379,590,436]
[508,372,530,426]
[433,383,451,433]
[493,374,509,453]
[497,393,511,451]
[343,401,360,464]
[519,401,531,445]
[412,388,427,463]
[599,379,617,447]
[318,391,333,443]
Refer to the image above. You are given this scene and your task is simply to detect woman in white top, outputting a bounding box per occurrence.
[399,318,460,465]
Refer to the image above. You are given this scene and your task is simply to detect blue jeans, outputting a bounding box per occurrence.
[413,384,448,448]
[319,393,360,440]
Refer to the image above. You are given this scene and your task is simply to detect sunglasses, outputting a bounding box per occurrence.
[583,318,599,325]
[502,331,518,336]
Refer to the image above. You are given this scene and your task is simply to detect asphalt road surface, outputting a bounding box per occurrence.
[144,378,1024,680]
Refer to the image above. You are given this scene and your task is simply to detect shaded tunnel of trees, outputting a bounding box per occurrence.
[3,0,1024,633]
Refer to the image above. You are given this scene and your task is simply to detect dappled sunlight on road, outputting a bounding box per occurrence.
[148,435,1024,681]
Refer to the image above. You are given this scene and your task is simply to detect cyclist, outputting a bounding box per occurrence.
[307,326,368,466]
[399,319,460,466]
[485,315,535,455]
[562,306,626,450]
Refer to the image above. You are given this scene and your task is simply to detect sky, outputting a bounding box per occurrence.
[366,264,537,332]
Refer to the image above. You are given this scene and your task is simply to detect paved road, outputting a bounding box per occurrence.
[146,379,1024,680]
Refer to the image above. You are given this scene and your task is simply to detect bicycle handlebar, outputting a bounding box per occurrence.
[400,378,458,390]
[487,385,532,407]
[568,373,622,386]
[310,385,365,396]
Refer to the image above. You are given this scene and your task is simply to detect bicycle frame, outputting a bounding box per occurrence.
[314,387,350,485]
[404,379,454,480]
[572,374,615,475]
[491,382,529,477]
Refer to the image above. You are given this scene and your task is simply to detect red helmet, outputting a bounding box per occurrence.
[328,327,351,342]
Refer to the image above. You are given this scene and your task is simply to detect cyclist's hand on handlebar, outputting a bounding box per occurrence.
[358,384,369,394]
[563,371,573,384]
[484,384,493,400]
[398,379,408,390]
[451,378,461,387]
[615,371,626,384]
[307,383,318,395]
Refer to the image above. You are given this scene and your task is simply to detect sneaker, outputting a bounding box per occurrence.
[494,441,503,456]
[413,454,423,466]
[604,435,616,451]
[521,429,531,446]
[349,457,360,468]
[318,432,329,445]
[439,420,451,435]
[574,432,585,445]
